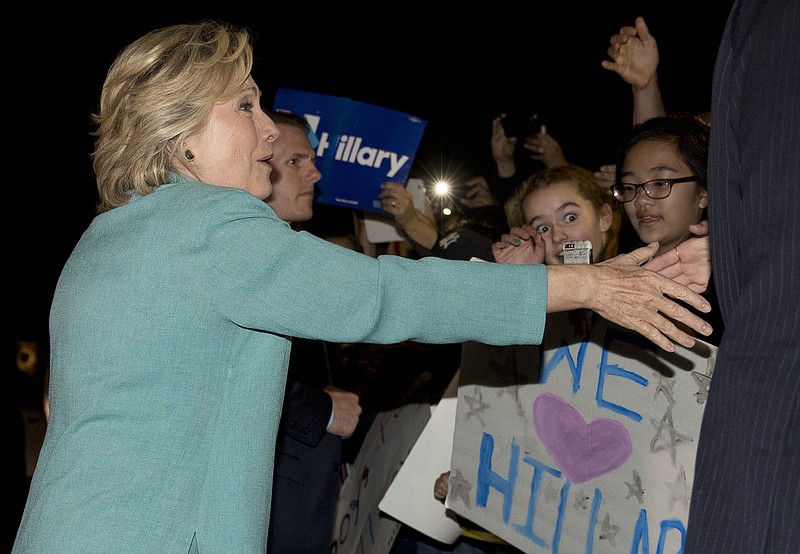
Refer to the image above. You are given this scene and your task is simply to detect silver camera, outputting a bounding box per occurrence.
[563,240,592,264]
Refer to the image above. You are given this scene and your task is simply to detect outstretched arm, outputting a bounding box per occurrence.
[547,243,713,352]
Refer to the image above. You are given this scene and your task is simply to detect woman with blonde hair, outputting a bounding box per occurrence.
[13,20,712,552]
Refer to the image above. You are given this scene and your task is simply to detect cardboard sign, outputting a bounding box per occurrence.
[379,396,465,544]
[273,89,427,214]
[449,313,716,553]
[332,402,431,554]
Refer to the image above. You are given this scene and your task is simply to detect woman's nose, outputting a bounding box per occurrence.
[551,225,568,243]
[258,111,279,143]
[632,187,651,206]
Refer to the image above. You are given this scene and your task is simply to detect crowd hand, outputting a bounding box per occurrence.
[553,242,713,352]
[491,115,517,176]
[433,471,450,502]
[523,132,568,168]
[459,176,497,209]
[379,181,418,226]
[600,16,659,89]
[324,386,362,439]
[492,225,546,265]
[594,164,617,190]
[643,221,710,293]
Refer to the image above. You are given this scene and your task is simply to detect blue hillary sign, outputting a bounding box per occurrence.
[273,88,427,214]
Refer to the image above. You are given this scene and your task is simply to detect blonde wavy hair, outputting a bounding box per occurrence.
[504,164,622,263]
[91,20,253,213]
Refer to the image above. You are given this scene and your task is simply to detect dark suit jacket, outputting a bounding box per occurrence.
[268,339,343,553]
[686,1,800,552]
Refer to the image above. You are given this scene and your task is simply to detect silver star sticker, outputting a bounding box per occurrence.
[573,488,591,510]
[692,371,712,405]
[598,511,620,547]
[649,405,693,465]
[624,469,645,504]
[665,465,691,512]
[463,387,490,426]
[652,372,676,407]
[448,468,472,508]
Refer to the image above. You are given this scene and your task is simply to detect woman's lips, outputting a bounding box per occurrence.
[636,214,661,226]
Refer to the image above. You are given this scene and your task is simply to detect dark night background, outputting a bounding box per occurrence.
[3,4,734,550]
[9,3,733,342]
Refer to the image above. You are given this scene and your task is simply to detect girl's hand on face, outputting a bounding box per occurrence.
[492,225,546,265]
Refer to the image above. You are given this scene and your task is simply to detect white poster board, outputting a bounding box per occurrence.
[449,313,716,553]
[333,402,431,554]
[378,377,465,544]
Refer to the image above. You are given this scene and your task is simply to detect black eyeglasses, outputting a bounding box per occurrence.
[610,176,699,203]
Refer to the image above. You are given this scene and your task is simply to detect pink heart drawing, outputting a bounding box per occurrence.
[533,392,632,484]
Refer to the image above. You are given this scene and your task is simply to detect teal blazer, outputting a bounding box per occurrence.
[14,175,547,553]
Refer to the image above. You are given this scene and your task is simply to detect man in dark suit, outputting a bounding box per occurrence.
[686,0,799,552]
[264,110,363,553]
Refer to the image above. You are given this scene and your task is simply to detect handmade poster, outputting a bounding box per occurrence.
[332,402,431,554]
[449,313,716,553]
[273,88,427,214]
[378,374,464,544]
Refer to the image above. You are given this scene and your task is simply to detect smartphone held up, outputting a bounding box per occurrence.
[501,112,547,139]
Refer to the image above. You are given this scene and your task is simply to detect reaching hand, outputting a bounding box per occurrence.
[643,222,711,293]
[325,386,362,439]
[547,243,713,352]
[492,225,546,265]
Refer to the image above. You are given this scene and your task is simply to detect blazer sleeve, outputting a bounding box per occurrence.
[280,381,332,447]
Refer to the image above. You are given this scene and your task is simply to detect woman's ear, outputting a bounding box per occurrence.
[698,186,709,209]
[599,203,614,233]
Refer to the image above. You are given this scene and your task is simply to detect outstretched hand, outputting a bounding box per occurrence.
[547,242,713,352]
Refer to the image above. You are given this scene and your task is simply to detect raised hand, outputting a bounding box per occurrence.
[491,114,517,178]
[459,175,497,209]
[522,131,568,168]
[601,16,659,89]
